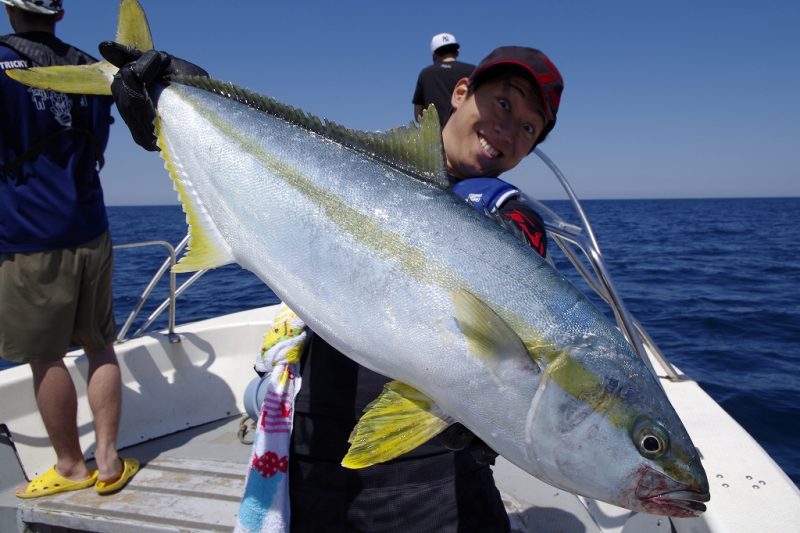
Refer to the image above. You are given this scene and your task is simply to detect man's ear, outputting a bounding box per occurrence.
[450,78,470,110]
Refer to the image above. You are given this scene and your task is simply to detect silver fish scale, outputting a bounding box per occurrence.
[152,82,706,511]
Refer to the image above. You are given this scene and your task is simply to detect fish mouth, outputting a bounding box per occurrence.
[641,489,709,517]
[636,467,710,517]
[478,133,501,159]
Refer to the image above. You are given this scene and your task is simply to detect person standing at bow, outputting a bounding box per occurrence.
[1,0,138,498]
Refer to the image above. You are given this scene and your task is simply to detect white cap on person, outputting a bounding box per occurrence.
[430,33,459,54]
[0,0,63,15]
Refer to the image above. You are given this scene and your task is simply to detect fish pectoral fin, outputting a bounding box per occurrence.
[453,290,532,365]
[6,62,117,95]
[341,380,450,469]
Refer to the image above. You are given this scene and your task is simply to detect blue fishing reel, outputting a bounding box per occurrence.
[243,375,269,421]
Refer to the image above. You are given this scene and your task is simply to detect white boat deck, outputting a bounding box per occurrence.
[8,414,605,533]
[14,417,249,533]
[1,306,798,532]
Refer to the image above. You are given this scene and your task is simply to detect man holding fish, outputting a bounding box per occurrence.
[105,40,561,531]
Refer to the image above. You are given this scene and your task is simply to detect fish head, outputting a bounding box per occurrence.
[524,343,710,517]
[623,414,710,517]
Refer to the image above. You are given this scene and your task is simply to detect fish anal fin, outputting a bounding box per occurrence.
[157,119,234,272]
[341,380,450,469]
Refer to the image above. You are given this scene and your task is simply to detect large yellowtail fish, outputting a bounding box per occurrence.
[9,0,709,516]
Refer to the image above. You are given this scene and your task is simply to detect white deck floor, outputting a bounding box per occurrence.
[10,414,606,533]
[2,306,797,532]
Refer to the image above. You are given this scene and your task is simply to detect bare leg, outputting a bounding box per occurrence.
[84,343,123,482]
[27,359,92,481]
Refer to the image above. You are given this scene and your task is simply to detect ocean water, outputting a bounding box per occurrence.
[545,197,800,488]
[2,198,798,487]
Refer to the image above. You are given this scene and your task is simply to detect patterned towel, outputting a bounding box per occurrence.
[235,304,306,533]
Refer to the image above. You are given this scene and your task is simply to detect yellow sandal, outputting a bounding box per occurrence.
[16,466,98,499]
[95,457,140,495]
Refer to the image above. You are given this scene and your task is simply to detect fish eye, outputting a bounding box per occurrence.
[632,417,670,459]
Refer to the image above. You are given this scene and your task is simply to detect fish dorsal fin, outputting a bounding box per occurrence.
[361,104,448,188]
[453,290,540,372]
[341,380,451,469]
[173,77,449,188]
[115,0,154,52]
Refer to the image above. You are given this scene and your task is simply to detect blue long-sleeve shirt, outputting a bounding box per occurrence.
[1,32,113,253]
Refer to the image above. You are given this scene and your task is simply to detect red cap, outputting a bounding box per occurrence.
[469,46,563,142]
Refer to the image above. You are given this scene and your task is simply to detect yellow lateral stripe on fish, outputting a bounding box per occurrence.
[170,84,453,280]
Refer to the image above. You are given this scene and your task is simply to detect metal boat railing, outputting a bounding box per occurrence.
[531,148,681,380]
[112,235,208,344]
[111,150,680,380]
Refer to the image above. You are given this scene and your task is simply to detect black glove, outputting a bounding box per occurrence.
[98,41,208,151]
[467,437,500,465]
[440,423,500,465]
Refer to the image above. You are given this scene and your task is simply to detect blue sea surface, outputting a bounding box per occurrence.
[2,198,798,487]
[544,197,800,488]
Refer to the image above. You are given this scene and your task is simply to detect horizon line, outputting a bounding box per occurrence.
[106,195,800,208]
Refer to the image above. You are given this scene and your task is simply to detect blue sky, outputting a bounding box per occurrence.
[3,0,798,204]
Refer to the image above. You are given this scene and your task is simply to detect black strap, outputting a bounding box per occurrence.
[0,34,96,67]
[0,127,105,172]
[1,35,105,171]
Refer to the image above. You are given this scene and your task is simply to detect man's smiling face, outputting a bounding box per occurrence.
[443,75,546,179]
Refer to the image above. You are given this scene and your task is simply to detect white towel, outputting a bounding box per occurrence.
[235,304,306,533]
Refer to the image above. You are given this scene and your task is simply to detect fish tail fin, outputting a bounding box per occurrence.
[7,0,231,272]
[5,0,154,95]
[113,0,154,53]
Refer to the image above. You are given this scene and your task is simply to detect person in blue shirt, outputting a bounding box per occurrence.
[1,0,138,498]
[104,43,563,531]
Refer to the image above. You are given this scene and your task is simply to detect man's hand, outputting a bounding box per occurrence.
[99,42,208,151]
[440,423,500,465]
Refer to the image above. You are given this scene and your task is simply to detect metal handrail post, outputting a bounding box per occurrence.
[533,149,680,380]
[132,269,208,339]
[113,240,178,342]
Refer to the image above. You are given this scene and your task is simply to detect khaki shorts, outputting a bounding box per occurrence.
[0,231,116,363]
